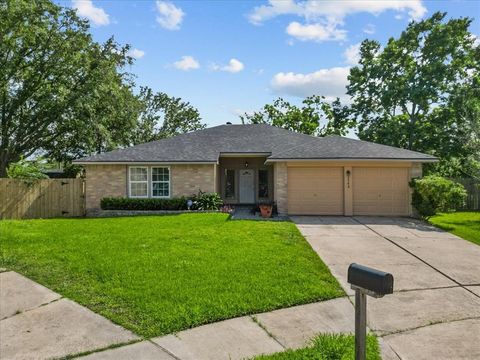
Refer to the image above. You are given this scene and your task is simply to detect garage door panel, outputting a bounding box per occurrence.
[353,167,409,216]
[288,167,343,215]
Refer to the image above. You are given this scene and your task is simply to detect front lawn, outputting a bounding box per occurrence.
[0,214,343,337]
[429,212,480,246]
[254,334,381,360]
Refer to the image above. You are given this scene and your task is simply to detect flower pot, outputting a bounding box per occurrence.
[259,204,272,218]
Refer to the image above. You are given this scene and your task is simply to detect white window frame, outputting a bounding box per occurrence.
[128,166,149,198]
[151,166,171,199]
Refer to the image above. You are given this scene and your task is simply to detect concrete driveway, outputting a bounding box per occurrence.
[292,216,480,360]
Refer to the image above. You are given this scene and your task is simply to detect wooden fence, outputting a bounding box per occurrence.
[455,178,480,211]
[0,178,85,219]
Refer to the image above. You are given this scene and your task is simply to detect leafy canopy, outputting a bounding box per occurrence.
[240,96,354,137]
[348,12,480,177]
[0,0,142,176]
[130,87,205,145]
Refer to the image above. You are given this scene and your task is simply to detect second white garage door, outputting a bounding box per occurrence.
[353,167,410,216]
[288,167,344,215]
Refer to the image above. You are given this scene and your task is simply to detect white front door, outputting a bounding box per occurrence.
[239,169,255,203]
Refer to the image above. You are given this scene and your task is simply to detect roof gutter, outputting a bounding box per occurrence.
[264,157,438,164]
[73,161,219,165]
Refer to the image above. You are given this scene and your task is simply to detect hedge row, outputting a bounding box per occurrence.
[101,197,190,211]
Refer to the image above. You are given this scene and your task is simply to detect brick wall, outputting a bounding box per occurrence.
[273,162,288,215]
[171,164,215,197]
[84,164,216,210]
[85,164,127,210]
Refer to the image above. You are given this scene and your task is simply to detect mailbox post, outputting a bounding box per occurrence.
[348,263,394,360]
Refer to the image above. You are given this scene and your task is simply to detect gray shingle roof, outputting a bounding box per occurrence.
[73,124,437,163]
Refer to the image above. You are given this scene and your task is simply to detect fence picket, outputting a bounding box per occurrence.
[0,179,85,219]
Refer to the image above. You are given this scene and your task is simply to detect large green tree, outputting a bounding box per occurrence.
[240,96,354,137]
[130,87,205,145]
[347,12,479,176]
[0,0,140,176]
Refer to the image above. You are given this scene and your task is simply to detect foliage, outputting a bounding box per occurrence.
[240,96,354,137]
[130,87,206,144]
[100,197,189,211]
[255,334,380,360]
[348,12,480,176]
[0,0,140,176]
[6,159,48,183]
[429,212,480,246]
[0,214,343,337]
[423,76,480,178]
[410,176,467,218]
[193,191,223,210]
[61,164,84,178]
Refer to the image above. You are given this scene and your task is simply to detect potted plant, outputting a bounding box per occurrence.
[258,200,273,218]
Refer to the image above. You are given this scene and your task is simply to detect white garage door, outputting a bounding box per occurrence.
[353,167,410,216]
[288,167,344,215]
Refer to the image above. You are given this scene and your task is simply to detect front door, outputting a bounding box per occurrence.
[239,169,255,203]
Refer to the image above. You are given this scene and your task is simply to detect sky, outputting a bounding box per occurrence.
[57,0,480,127]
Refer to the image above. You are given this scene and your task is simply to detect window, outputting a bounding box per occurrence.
[225,169,235,198]
[129,167,148,197]
[258,169,269,198]
[152,167,170,198]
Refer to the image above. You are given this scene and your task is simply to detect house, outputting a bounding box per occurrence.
[73,124,437,216]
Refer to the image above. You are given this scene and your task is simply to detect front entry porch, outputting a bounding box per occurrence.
[218,156,273,205]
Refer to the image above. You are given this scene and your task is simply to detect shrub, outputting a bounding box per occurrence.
[410,175,467,218]
[7,159,48,184]
[101,197,190,211]
[193,191,223,210]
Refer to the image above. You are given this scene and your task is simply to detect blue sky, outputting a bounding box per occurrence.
[59,1,480,127]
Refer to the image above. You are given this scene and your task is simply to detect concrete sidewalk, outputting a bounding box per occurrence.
[292,216,480,360]
[80,298,355,360]
[0,271,139,360]
[1,269,355,360]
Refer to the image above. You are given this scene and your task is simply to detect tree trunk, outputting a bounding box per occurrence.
[0,160,8,178]
[0,150,11,178]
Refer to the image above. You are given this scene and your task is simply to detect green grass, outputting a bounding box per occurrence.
[254,334,381,360]
[429,211,480,246]
[0,213,343,338]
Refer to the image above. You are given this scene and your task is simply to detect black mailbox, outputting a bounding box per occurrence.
[348,263,394,297]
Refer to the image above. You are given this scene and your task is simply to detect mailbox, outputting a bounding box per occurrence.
[348,263,394,297]
[348,263,394,360]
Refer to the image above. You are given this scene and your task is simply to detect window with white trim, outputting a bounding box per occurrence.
[151,167,170,198]
[129,167,148,198]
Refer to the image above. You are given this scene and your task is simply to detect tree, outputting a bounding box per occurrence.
[0,0,140,176]
[347,12,480,175]
[130,87,205,145]
[240,96,354,137]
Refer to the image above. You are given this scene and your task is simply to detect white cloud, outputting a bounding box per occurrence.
[173,56,200,71]
[156,1,184,30]
[127,48,145,59]
[271,66,350,101]
[211,58,244,73]
[72,0,110,26]
[343,43,361,65]
[363,23,375,35]
[286,21,347,42]
[249,0,427,24]
[249,0,426,43]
